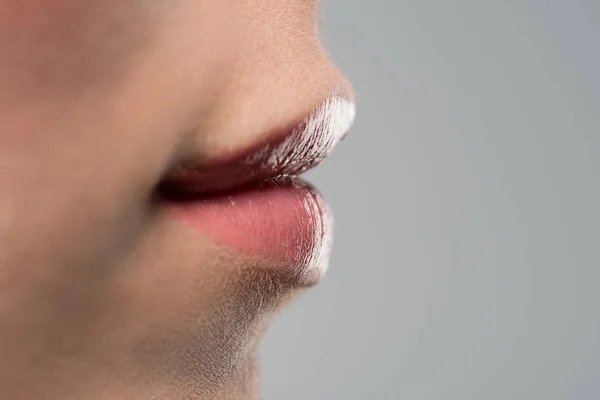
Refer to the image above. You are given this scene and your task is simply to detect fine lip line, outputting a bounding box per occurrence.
[159,96,356,197]
[160,175,318,202]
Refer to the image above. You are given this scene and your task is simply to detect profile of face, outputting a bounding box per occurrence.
[0,1,354,399]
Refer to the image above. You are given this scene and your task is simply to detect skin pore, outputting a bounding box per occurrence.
[0,1,353,399]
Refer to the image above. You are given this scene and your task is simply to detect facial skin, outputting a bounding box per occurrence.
[0,1,353,399]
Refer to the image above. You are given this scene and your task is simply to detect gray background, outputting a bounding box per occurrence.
[261,1,600,399]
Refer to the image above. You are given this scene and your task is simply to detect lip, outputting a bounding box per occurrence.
[160,96,355,281]
[161,97,356,194]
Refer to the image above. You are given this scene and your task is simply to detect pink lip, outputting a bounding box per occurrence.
[164,178,333,280]
[160,97,355,277]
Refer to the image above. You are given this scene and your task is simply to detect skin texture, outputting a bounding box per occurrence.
[0,1,353,399]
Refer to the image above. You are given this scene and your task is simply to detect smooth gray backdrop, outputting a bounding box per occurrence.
[261,1,600,399]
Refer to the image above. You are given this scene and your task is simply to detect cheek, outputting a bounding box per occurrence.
[0,93,168,321]
[0,0,171,95]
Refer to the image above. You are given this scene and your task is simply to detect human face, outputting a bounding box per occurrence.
[0,1,354,399]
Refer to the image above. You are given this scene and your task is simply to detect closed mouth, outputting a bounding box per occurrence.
[159,96,355,281]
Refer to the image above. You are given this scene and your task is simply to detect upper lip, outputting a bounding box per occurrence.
[160,96,356,195]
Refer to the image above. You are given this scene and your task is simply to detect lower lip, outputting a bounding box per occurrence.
[162,178,333,278]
